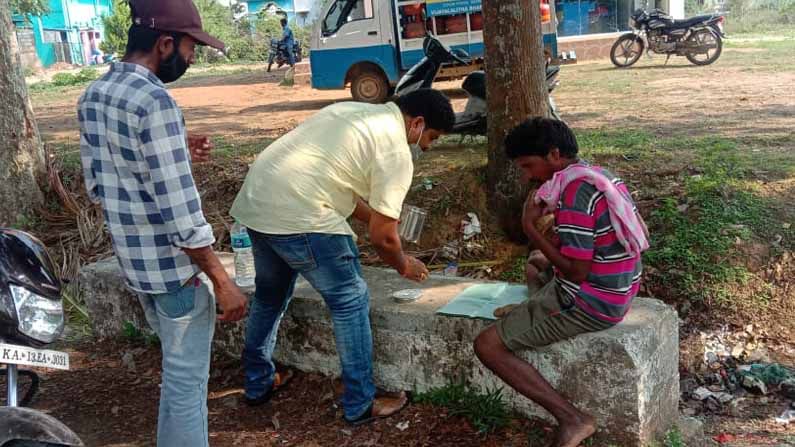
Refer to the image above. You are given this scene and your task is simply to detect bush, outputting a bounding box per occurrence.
[50,68,99,87]
[722,0,795,32]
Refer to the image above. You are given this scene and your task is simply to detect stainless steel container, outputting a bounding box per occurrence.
[397,205,427,244]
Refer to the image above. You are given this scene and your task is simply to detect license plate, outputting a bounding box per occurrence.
[0,343,69,371]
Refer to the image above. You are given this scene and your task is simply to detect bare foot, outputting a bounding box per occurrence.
[553,415,596,447]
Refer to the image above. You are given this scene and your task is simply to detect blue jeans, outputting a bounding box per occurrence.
[243,231,375,420]
[138,274,215,447]
[284,42,296,66]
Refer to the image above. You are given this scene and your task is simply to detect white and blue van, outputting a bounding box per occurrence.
[309,0,566,103]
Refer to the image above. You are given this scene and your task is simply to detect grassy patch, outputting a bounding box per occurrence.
[414,383,511,434]
[62,286,92,342]
[499,256,527,283]
[121,321,159,346]
[29,68,101,95]
[211,136,271,159]
[643,136,778,305]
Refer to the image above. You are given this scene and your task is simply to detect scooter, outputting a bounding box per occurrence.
[394,34,563,136]
[0,228,83,447]
[452,65,562,136]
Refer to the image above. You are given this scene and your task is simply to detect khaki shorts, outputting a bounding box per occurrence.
[495,279,614,352]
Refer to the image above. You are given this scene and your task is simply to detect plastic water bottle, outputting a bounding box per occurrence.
[230,221,255,288]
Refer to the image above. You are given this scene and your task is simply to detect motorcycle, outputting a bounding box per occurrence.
[267,38,303,72]
[394,34,562,136]
[610,8,726,68]
[0,229,83,447]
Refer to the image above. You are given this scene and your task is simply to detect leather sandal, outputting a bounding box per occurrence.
[244,369,295,407]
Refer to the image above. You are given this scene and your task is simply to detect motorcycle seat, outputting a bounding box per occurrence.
[668,14,715,29]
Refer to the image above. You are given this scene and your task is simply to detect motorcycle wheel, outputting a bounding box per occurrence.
[685,29,722,66]
[610,34,644,68]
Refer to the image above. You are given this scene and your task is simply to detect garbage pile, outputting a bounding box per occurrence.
[680,325,795,424]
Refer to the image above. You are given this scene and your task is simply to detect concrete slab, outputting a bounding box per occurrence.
[79,254,679,445]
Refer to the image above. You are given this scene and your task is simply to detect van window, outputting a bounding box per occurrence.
[322,0,374,36]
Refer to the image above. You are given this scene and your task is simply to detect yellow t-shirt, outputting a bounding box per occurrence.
[230,101,413,237]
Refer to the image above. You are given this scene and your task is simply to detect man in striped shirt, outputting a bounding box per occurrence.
[474,118,643,447]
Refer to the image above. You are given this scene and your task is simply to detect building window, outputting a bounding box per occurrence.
[555,0,639,36]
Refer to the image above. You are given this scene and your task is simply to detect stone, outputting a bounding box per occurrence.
[678,416,707,447]
[79,255,680,446]
[78,259,150,337]
[121,351,136,373]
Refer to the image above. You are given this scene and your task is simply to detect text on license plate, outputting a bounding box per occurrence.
[0,343,69,370]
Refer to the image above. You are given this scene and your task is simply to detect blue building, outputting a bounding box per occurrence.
[245,0,320,26]
[12,0,114,68]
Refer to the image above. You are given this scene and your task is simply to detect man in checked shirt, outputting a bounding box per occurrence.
[77,0,247,445]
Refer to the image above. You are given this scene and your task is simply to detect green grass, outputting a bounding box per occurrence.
[210,136,272,159]
[62,285,93,342]
[121,321,159,346]
[29,67,101,95]
[499,256,527,283]
[414,383,511,434]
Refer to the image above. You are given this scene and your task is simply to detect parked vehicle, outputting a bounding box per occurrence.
[610,8,726,68]
[267,38,303,72]
[394,33,562,135]
[309,0,573,104]
[0,229,83,447]
[452,65,562,136]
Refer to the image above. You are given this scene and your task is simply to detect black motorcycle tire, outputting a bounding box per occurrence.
[685,29,723,66]
[610,34,644,68]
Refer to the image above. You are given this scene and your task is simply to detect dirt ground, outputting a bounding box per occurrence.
[15,37,795,446]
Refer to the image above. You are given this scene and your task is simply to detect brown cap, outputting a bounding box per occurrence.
[130,0,225,51]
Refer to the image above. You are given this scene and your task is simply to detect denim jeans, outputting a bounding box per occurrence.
[243,231,375,420]
[138,274,216,447]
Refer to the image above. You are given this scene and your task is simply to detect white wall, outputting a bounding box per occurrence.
[669,0,685,18]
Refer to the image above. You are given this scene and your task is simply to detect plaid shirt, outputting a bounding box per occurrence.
[78,62,214,294]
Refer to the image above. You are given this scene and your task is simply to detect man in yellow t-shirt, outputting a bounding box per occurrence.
[230,89,455,425]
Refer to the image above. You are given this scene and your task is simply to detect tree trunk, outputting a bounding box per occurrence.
[483,0,549,243]
[0,0,46,227]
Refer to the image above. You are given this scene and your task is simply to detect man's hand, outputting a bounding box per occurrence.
[187,134,213,163]
[400,256,429,282]
[215,280,248,322]
[522,195,546,229]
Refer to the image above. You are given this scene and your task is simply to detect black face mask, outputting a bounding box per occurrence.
[156,37,188,83]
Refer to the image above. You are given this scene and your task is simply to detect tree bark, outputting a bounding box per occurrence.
[0,0,46,227]
[483,0,549,243]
